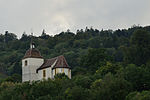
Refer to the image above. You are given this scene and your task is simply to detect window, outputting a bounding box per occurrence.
[25,60,27,66]
[56,69,58,74]
[62,68,64,73]
[55,69,56,75]
[68,69,70,77]
[43,70,46,77]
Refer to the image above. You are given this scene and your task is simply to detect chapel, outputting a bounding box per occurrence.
[22,42,71,82]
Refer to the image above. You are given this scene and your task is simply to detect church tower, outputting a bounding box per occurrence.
[22,41,44,82]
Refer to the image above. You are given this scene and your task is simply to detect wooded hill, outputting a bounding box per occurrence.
[0,25,150,100]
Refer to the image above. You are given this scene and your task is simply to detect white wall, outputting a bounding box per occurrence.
[22,58,44,67]
[52,68,71,79]
[22,58,44,82]
[38,67,52,80]
[22,57,72,82]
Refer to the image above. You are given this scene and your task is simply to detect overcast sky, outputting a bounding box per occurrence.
[0,0,150,38]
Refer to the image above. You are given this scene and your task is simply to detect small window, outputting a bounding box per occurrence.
[56,69,58,74]
[68,69,70,76]
[25,60,27,66]
[55,69,56,75]
[43,70,46,77]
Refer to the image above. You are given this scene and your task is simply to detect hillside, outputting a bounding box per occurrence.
[0,25,150,76]
[0,25,150,99]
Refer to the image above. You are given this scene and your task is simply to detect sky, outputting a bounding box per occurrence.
[0,0,150,38]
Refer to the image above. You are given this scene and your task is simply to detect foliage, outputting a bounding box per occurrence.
[126,91,150,100]
[121,64,150,91]
[124,29,150,65]
[80,48,112,73]
[90,73,132,100]
[0,26,150,99]
[96,62,122,76]
[54,73,69,79]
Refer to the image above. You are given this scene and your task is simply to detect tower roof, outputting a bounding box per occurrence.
[23,34,43,59]
[23,48,43,59]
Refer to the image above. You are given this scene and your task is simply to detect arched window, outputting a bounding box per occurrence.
[25,60,27,66]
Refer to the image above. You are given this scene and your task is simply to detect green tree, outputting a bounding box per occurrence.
[4,74,21,82]
[96,62,122,76]
[122,64,150,91]
[4,31,17,43]
[73,75,92,88]
[54,73,69,79]
[126,91,150,100]
[124,29,150,65]
[80,48,112,73]
[65,86,89,100]
[91,73,131,100]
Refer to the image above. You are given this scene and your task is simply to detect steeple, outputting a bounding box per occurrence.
[30,32,35,49]
[22,31,44,82]
[30,42,35,49]
[22,32,43,59]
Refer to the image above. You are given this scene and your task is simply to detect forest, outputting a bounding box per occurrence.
[0,25,150,100]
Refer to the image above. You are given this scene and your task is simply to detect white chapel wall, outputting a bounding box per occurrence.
[52,68,71,79]
[38,67,52,80]
[22,58,44,82]
[22,58,44,67]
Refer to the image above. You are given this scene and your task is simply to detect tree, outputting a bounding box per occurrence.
[91,73,131,100]
[4,31,17,43]
[131,29,150,47]
[40,29,49,39]
[80,48,112,73]
[0,34,4,42]
[64,86,89,100]
[124,29,150,65]
[72,67,87,76]
[126,91,150,100]
[96,62,122,76]
[122,64,150,91]
[20,32,29,41]
[73,75,92,88]
[4,74,21,82]
[54,73,69,79]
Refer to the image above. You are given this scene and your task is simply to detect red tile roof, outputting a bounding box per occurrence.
[37,55,70,72]
[53,55,70,69]
[23,48,43,59]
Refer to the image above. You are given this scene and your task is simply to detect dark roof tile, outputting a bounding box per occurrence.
[23,48,43,59]
[53,55,70,69]
[37,55,70,72]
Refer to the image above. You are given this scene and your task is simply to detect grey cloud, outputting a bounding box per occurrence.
[0,0,150,38]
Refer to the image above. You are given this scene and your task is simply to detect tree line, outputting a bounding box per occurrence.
[0,25,150,99]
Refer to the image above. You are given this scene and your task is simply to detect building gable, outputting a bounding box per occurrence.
[37,55,70,72]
